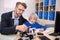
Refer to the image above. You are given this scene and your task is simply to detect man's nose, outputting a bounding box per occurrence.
[21,10,24,13]
[20,10,23,13]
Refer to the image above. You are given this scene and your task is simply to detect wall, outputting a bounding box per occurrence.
[56,0,60,11]
[0,0,4,21]
[0,0,35,21]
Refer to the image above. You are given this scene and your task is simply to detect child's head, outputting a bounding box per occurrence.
[28,13,38,24]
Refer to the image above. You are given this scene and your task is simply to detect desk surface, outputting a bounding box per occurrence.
[43,27,60,40]
[0,27,60,40]
[0,34,17,40]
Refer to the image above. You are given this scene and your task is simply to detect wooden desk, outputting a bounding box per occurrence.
[44,33,60,40]
[43,27,60,40]
[0,27,60,40]
[0,34,17,40]
[16,27,60,40]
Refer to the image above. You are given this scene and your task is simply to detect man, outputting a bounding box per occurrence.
[1,2,28,34]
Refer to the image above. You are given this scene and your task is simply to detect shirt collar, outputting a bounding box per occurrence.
[28,20,36,24]
[12,11,19,19]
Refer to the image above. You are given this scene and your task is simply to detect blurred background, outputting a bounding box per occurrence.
[0,0,35,21]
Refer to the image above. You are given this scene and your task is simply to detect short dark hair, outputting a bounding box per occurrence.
[16,2,27,9]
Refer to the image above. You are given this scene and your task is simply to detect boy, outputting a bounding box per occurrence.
[23,13,46,32]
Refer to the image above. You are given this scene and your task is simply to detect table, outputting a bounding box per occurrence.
[16,27,60,40]
[0,34,17,40]
[43,27,60,40]
[0,27,60,40]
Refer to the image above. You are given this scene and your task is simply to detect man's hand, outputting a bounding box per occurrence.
[16,24,28,32]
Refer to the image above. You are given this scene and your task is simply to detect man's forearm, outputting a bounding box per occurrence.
[1,26,17,34]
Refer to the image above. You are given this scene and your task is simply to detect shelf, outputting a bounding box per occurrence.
[35,11,38,16]
[35,0,56,21]
[44,12,48,20]
[44,6,48,11]
[36,0,39,3]
[40,0,43,2]
[39,11,43,19]
[49,11,55,20]
[37,6,43,11]
[50,5,55,11]
[40,2,43,6]
[40,7,43,11]
[51,0,56,5]
[35,3,39,11]
[44,0,49,6]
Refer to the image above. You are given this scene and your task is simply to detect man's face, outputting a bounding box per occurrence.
[15,4,25,17]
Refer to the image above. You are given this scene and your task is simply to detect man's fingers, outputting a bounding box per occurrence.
[16,25,28,32]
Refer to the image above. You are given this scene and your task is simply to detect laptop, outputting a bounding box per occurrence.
[49,11,60,36]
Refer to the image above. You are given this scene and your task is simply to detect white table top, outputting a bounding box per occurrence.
[0,27,60,40]
[0,34,17,40]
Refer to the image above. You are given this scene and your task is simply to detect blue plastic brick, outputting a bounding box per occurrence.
[51,0,56,5]
[36,11,38,16]
[39,11,43,19]
[44,0,49,6]
[44,12,48,20]
[49,11,55,20]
